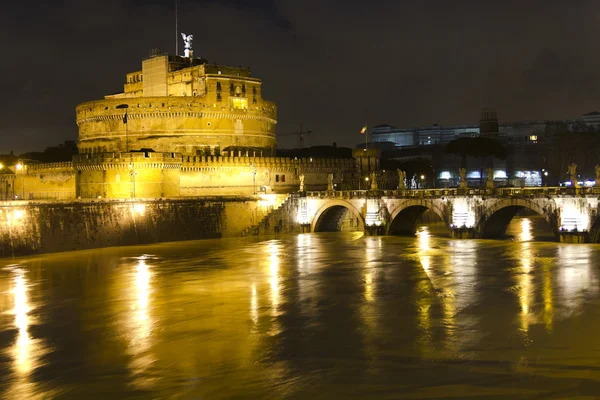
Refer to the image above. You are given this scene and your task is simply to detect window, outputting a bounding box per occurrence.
[217,93,222,101]
[275,175,280,182]
[216,82,222,91]
[230,83,235,95]
[242,84,246,96]
[230,97,248,109]
[281,175,285,183]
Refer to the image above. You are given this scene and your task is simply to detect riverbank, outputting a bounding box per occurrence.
[0,196,293,257]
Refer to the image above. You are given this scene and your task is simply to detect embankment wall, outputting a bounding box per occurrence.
[0,196,289,257]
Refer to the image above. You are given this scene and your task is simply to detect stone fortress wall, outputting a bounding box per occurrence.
[4,155,355,200]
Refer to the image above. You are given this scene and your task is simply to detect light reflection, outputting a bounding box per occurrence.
[6,266,46,399]
[13,268,31,375]
[445,240,479,354]
[556,246,596,314]
[518,242,533,335]
[542,261,554,332]
[268,241,280,317]
[250,283,258,325]
[415,227,434,353]
[126,256,155,388]
[518,218,533,242]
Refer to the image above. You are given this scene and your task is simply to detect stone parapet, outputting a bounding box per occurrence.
[181,156,354,172]
[73,152,183,171]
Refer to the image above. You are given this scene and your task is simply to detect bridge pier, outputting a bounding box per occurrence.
[450,227,477,239]
[365,225,385,236]
[559,231,588,243]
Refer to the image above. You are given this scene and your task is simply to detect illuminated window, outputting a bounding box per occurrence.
[529,135,538,141]
[230,97,248,110]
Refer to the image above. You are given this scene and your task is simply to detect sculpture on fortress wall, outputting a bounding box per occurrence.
[370,171,378,190]
[569,163,580,188]
[595,165,600,186]
[486,168,495,189]
[397,169,406,190]
[459,168,467,189]
[327,173,334,191]
[299,174,305,192]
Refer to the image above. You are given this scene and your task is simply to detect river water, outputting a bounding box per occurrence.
[1,217,600,399]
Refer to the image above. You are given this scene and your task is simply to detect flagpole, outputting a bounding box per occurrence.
[175,0,179,56]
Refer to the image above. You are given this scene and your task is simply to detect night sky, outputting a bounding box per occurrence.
[2,0,600,153]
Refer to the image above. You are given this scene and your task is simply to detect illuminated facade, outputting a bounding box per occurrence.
[76,52,277,157]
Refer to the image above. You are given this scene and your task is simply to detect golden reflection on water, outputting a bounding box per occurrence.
[6,267,45,399]
[250,283,259,325]
[126,256,156,388]
[542,260,554,332]
[415,227,433,347]
[267,241,280,318]
[518,241,533,336]
[557,246,596,314]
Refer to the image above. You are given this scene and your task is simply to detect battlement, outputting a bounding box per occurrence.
[181,156,355,170]
[25,162,74,173]
[73,152,183,171]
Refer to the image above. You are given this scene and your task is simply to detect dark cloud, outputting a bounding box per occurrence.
[2,0,600,152]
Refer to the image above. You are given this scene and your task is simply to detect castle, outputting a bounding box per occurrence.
[1,45,358,200]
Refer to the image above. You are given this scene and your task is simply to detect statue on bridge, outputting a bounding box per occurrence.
[595,165,600,187]
[327,173,334,191]
[397,169,406,190]
[459,168,467,189]
[370,171,378,190]
[299,174,305,192]
[569,163,580,188]
[486,168,495,189]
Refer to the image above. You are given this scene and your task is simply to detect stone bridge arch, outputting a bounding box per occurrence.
[311,200,365,233]
[386,199,449,236]
[477,198,559,239]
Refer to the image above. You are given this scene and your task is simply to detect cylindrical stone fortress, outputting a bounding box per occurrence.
[76,53,277,157]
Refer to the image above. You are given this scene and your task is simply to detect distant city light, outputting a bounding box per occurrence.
[493,170,507,179]
[439,171,451,180]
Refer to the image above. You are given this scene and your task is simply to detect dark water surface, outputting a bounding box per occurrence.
[2,217,600,399]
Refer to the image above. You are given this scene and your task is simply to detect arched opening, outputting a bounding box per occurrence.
[479,205,557,241]
[388,206,446,236]
[313,205,363,232]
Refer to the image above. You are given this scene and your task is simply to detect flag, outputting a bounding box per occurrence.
[360,125,367,134]
[123,111,128,124]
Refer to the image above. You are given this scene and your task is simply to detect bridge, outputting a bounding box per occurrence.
[293,187,600,243]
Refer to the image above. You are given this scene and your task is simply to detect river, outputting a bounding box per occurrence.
[1,216,600,399]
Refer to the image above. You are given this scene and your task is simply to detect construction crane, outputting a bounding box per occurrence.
[278,124,312,149]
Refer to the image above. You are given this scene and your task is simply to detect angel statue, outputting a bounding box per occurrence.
[299,174,305,192]
[459,168,467,189]
[181,33,193,57]
[568,163,580,188]
[327,173,334,191]
[596,165,600,186]
[397,169,406,190]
